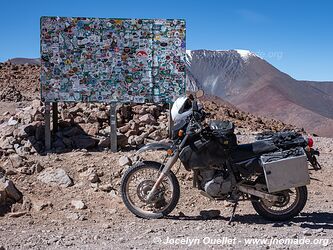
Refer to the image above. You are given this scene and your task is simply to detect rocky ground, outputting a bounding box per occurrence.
[0,62,332,249]
[0,135,332,249]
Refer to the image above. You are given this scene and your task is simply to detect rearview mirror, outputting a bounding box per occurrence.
[195,89,204,99]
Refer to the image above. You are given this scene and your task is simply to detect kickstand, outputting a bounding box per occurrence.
[227,201,238,225]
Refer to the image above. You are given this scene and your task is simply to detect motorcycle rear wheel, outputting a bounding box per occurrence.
[251,186,307,221]
[121,161,180,219]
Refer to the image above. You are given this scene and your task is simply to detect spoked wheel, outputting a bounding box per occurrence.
[121,161,180,219]
[252,186,308,221]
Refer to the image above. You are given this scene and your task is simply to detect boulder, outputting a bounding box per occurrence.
[148,130,163,141]
[80,123,99,136]
[118,124,130,134]
[0,178,22,201]
[118,156,132,167]
[8,154,24,168]
[139,114,156,125]
[135,132,149,145]
[37,168,73,188]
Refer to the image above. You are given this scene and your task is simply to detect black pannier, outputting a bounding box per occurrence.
[179,121,237,170]
[209,120,237,149]
[179,138,226,170]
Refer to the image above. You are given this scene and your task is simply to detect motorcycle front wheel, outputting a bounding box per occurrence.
[121,161,180,219]
[251,186,308,221]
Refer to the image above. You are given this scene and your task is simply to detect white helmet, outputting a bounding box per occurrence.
[171,96,193,121]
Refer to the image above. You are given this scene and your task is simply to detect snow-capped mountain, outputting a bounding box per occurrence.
[186,49,333,137]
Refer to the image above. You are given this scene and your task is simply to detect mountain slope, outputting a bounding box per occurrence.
[186,49,333,136]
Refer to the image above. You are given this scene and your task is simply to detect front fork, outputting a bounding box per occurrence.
[146,134,189,202]
[146,151,179,202]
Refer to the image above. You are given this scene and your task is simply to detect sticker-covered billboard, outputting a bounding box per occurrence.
[40,16,186,103]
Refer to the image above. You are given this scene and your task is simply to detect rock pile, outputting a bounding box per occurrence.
[0,85,26,102]
[0,62,40,99]
[0,100,170,155]
[0,96,302,156]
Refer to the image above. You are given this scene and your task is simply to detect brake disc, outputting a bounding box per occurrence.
[136,180,166,204]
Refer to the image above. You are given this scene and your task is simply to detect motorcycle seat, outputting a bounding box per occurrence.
[231,141,278,162]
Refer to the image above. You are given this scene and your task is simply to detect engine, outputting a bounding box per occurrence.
[198,169,232,198]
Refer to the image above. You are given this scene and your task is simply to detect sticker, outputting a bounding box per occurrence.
[40,16,186,103]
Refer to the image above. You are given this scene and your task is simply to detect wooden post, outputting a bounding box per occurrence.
[110,102,117,152]
[52,102,58,134]
[44,102,51,151]
[168,103,174,139]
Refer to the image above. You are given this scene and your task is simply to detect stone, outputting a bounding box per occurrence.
[148,130,162,141]
[199,210,221,220]
[31,99,41,109]
[88,173,100,183]
[302,229,312,236]
[66,212,80,221]
[99,184,113,192]
[125,129,139,137]
[134,132,149,145]
[132,105,143,114]
[0,179,22,201]
[13,125,33,139]
[5,169,17,175]
[1,124,15,137]
[31,162,44,173]
[7,117,18,126]
[18,166,33,175]
[0,136,15,150]
[8,154,24,168]
[96,111,109,120]
[33,200,50,211]
[80,123,99,136]
[74,116,84,123]
[139,114,156,125]
[119,124,130,134]
[87,113,98,123]
[71,200,87,210]
[118,156,132,167]
[37,168,73,188]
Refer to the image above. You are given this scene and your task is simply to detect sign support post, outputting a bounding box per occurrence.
[52,102,58,134]
[168,103,174,139]
[44,102,51,151]
[110,103,117,152]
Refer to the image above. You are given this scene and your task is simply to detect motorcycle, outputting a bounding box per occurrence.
[120,90,321,222]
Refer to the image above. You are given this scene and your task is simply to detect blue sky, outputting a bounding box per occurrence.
[1,0,332,81]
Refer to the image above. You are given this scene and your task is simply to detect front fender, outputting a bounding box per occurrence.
[137,142,171,154]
